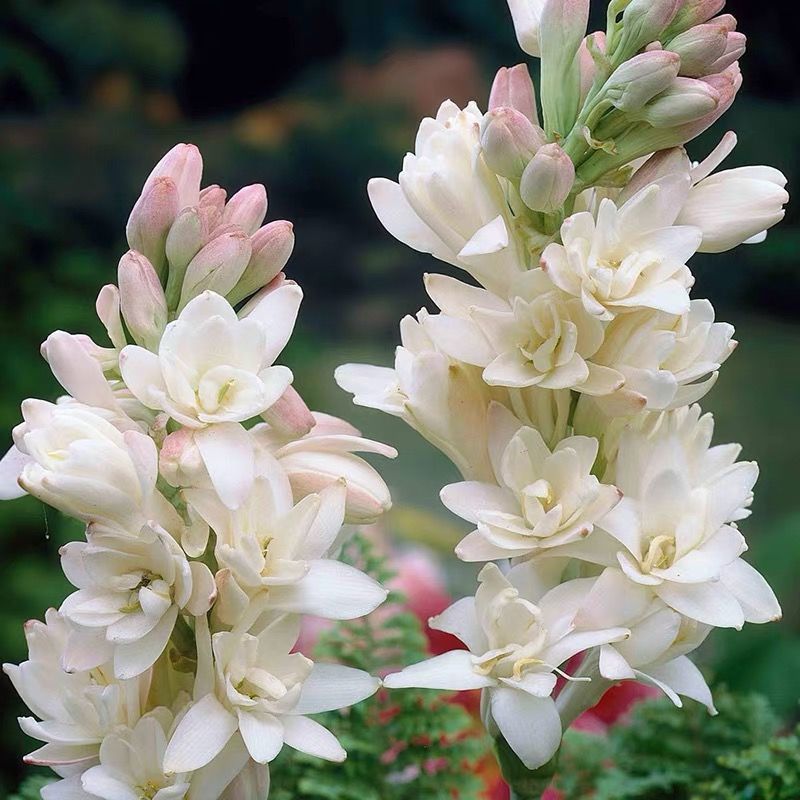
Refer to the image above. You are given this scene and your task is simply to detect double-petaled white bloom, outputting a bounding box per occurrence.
[368,101,522,296]
[591,299,736,414]
[120,291,294,430]
[385,562,629,770]
[78,709,191,800]
[2,610,148,775]
[6,400,175,533]
[423,271,623,396]
[59,525,214,678]
[163,615,380,772]
[541,179,701,321]
[337,310,500,482]
[441,403,621,561]
[579,406,782,629]
[184,456,386,626]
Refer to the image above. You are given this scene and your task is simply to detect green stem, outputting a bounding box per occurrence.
[495,735,558,799]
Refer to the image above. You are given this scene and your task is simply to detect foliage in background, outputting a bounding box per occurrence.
[554,689,800,800]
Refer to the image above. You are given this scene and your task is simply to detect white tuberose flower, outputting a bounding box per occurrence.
[11,400,166,532]
[442,403,621,561]
[542,179,701,320]
[3,609,146,774]
[384,562,629,771]
[185,458,387,625]
[423,271,623,396]
[59,526,213,679]
[368,101,522,296]
[120,290,294,429]
[591,406,781,629]
[80,709,191,800]
[163,615,380,772]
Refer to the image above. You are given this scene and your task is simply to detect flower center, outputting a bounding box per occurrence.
[641,534,676,573]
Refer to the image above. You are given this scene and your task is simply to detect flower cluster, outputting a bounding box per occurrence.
[2,145,396,800]
[337,0,785,782]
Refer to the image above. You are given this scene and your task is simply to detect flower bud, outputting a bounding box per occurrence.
[222,184,268,236]
[142,143,203,209]
[667,23,729,77]
[489,64,538,123]
[604,51,681,112]
[125,177,179,279]
[507,0,547,57]
[519,143,575,212]
[618,146,691,203]
[618,0,683,58]
[227,220,295,305]
[540,0,590,134]
[164,206,205,309]
[668,0,726,37]
[159,428,205,489]
[637,76,720,126]
[197,184,227,232]
[96,284,127,350]
[480,108,546,180]
[118,250,168,351]
[178,230,252,311]
[706,32,746,75]
[260,385,315,438]
[579,31,607,103]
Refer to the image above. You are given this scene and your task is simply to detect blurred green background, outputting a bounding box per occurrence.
[0,0,798,789]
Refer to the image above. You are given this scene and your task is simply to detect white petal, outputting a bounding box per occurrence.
[194,423,255,510]
[384,650,494,691]
[163,694,238,772]
[242,282,303,365]
[720,558,781,624]
[290,664,380,715]
[599,644,636,680]
[237,709,284,764]
[490,687,561,770]
[282,716,346,762]
[0,445,30,499]
[647,655,716,713]
[118,345,167,408]
[656,579,745,629]
[189,733,250,799]
[267,559,387,619]
[81,766,138,800]
[440,481,518,523]
[113,604,178,679]
[430,597,487,653]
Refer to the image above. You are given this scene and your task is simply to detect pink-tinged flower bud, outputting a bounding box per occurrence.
[668,0,726,36]
[618,146,691,202]
[605,51,681,111]
[673,62,741,139]
[519,143,575,212]
[638,76,720,126]
[667,23,729,77]
[178,230,252,310]
[159,428,204,489]
[197,184,227,233]
[260,386,315,438]
[507,0,547,57]
[706,31,746,74]
[96,284,127,350]
[164,206,205,309]
[579,32,607,103]
[142,143,203,209]
[222,184,268,236]
[619,0,683,57]
[480,108,546,180]
[125,177,179,279]
[228,220,295,305]
[489,64,538,123]
[118,250,168,351]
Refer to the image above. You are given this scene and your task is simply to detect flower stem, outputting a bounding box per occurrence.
[494,735,558,800]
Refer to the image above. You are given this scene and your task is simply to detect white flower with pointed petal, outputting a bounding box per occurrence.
[252,412,397,524]
[80,709,191,800]
[384,562,629,770]
[542,178,701,321]
[3,609,148,775]
[185,458,386,625]
[368,101,523,296]
[587,406,781,630]
[591,299,736,414]
[424,270,624,396]
[59,525,213,679]
[120,290,293,429]
[570,568,716,712]
[163,615,380,772]
[8,400,177,533]
[444,403,621,562]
